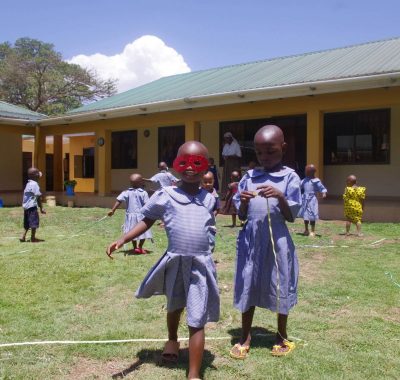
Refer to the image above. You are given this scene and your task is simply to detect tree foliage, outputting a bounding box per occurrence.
[0,38,117,115]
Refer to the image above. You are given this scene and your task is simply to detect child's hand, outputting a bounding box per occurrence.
[240,190,256,204]
[256,185,283,199]
[106,239,124,259]
[107,210,114,217]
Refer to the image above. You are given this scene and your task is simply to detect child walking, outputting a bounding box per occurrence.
[108,173,153,254]
[202,171,221,216]
[221,170,241,227]
[107,141,219,380]
[230,125,301,358]
[343,174,366,236]
[20,167,46,242]
[298,164,327,236]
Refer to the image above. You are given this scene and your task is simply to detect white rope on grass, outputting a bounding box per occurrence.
[0,336,233,348]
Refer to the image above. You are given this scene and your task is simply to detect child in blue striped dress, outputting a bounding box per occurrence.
[108,173,152,254]
[107,141,219,380]
[230,125,301,359]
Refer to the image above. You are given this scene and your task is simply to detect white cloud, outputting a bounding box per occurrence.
[68,35,191,93]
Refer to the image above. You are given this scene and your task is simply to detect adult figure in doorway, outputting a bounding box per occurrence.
[222,132,242,197]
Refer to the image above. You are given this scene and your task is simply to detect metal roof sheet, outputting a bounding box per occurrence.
[0,101,47,120]
[69,37,400,114]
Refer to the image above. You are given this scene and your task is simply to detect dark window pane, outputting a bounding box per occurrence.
[83,147,94,178]
[158,126,185,167]
[324,109,390,165]
[111,130,138,169]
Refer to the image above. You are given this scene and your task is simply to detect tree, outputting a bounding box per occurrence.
[0,38,117,115]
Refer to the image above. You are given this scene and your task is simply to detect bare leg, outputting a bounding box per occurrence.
[187,326,204,380]
[20,228,29,242]
[232,214,237,227]
[167,308,183,342]
[310,221,316,236]
[276,313,288,343]
[356,222,363,236]
[345,221,351,235]
[303,220,310,235]
[138,239,145,249]
[132,240,137,249]
[31,228,37,242]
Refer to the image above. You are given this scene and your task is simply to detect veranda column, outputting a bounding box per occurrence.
[34,126,46,190]
[96,129,111,196]
[53,135,63,191]
[306,108,324,180]
[185,120,201,141]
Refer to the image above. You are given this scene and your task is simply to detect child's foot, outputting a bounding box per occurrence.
[31,238,43,243]
[19,238,26,242]
[309,231,316,237]
[302,230,310,236]
[229,343,250,359]
[161,340,180,364]
[271,339,296,357]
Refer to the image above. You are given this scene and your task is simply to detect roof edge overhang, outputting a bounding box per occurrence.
[2,72,400,127]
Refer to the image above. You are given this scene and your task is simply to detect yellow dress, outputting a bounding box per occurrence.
[343,186,366,223]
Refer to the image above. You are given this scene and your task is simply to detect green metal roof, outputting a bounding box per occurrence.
[0,101,47,120]
[69,37,400,115]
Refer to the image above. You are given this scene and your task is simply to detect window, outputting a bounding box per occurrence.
[219,115,307,175]
[158,126,185,167]
[111,130,138,169]
[324,109,390,165]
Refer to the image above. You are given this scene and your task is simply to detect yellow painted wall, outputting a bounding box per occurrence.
[69,135,95,192]
[0,132,22,191]
[324,105,400,197]
[36,87,400,195]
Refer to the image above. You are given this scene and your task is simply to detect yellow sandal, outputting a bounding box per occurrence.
[271,339,295,357]
[229,343,250,359]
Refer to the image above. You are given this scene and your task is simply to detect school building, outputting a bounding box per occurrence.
[1,38,400,221]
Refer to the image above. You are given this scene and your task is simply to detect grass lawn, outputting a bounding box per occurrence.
[0,206,399,379]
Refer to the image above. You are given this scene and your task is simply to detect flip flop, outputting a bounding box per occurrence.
[271,339,296,357]
[229,343,250,359]
[161,340,180,364]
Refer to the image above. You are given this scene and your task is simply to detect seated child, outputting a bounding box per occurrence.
[108,174,153,254]
[20,167,46,242]
[202,171,221,216]
[298,164,327,236]
[343,174,366,236]
[220,170,241,227]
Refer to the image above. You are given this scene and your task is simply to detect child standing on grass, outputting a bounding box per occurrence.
[108,174,153,254]
[221,170,241,227]
[20,167,46,243]
[107,141,219,380]
[202,171,221,216]
[343,174,366,236]
[298,164,327,237]
[230,125,301,359]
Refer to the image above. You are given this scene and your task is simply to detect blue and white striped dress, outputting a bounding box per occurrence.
[135,186,220,328]
[233,167,301,315]
[298,177,327,221]
[116,188,153,240]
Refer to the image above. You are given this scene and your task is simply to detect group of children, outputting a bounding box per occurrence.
[20,125,366,380]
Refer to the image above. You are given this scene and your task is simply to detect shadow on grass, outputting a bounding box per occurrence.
[228,326,276,349]
[295,232,322,238]
[122,249,153,256]
[111,347,215,379]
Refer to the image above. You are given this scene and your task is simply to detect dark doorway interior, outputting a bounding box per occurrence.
[46,154,54,191]
[22,152,33,186]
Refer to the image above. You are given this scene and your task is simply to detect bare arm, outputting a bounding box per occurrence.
[37,196,46,214]
[106,217,155,259]
[108,200,122,216]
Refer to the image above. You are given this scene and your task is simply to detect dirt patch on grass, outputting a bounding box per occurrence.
[384,307,400,323]
[66,357,132,380]
[299,252,327,283]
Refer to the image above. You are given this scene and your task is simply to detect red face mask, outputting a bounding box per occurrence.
[173,154,209,173]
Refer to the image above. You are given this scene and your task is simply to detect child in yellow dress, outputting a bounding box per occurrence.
[343,175,366,236]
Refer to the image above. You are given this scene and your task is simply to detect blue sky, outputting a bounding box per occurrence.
[2,0,399,92]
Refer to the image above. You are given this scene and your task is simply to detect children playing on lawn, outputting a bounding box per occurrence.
[20,167,46,242]
[202,171,221,216]
[144,161,178,189]
[107,141,219,380]
[230,124,301,358]
[343,174,366,236]
[108,173,153,254]
[220,170,241,227]
[298,164,327,237]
